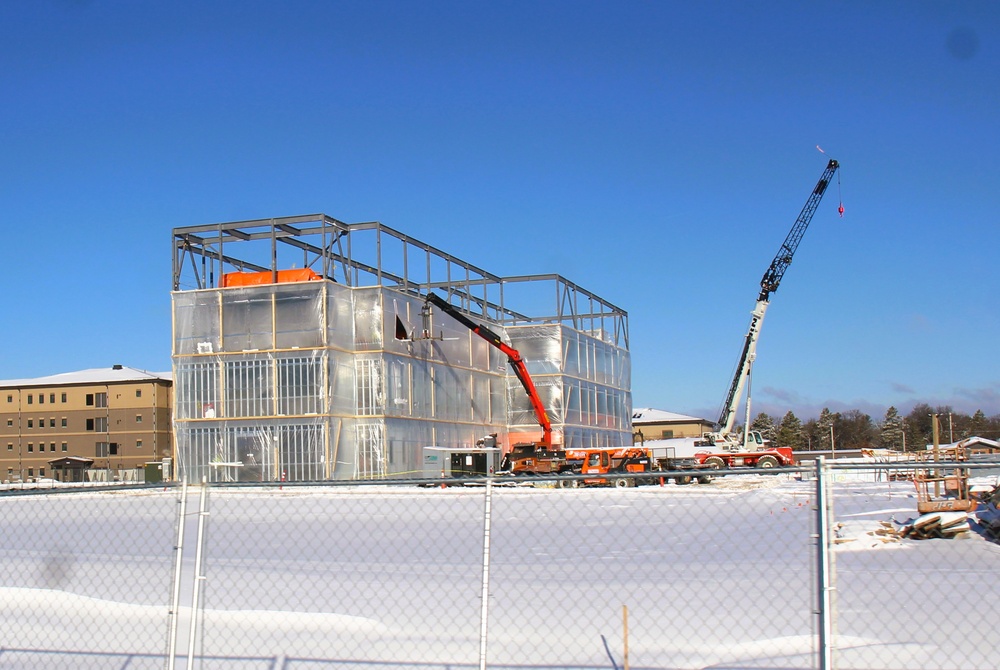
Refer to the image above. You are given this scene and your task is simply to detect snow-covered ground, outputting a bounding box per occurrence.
[1,472,998,669]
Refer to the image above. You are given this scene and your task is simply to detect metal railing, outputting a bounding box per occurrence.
[1,458,998,669]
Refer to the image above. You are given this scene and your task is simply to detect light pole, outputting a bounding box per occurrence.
[830,424,836,460]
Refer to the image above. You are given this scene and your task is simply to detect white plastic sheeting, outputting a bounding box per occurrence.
[172,279,631,481]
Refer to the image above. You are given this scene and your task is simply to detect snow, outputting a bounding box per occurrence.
[631,407,708,423]
[0,365,171,388]
[1,473,999,669]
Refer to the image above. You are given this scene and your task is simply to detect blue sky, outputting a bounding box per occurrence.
[2,1,998,422]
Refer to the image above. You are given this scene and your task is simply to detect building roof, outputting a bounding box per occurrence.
[0,366,172,389]
[923,436,999,450]
[631,408,710,424]
[48,456,95,467]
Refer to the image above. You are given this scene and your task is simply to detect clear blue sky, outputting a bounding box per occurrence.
[2,1,997,422]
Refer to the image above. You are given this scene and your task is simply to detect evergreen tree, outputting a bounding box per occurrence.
[817,407,838,451]
[776,411,804,449]
[967,409,987,438]
[880,406,904,450]
[749,412,778,442]
[905,403,935,450]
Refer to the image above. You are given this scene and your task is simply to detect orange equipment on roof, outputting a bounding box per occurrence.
[221,268,322,287]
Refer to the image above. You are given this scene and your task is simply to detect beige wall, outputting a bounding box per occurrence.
[0,380,172,482]
[633,419,713,441]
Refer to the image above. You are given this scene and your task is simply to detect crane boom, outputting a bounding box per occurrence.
[716,159,840,439]
[424,292,553,449]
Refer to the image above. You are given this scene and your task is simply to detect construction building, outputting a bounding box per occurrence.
[0,366,173,483]
[171,214,631,482]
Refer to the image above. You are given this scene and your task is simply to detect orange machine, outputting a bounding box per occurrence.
[221,268,322,287]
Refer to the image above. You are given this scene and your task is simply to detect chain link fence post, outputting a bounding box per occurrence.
[815,455,835,670]
[166,478,189,670]
[479,474,494,670]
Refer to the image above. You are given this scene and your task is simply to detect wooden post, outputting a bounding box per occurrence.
[932,414,941,498]
[623,604,629,670]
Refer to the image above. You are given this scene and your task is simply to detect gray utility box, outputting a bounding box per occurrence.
[423,446,502,479]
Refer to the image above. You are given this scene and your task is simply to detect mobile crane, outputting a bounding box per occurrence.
[415,292,570,475]
[695,158,841,470]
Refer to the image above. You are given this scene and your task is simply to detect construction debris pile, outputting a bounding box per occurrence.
[899,511,972,540]
[974,481,1000,543]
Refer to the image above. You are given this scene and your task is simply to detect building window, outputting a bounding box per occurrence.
[27,468,33,477]
[61,442,67,452]
[109,443,118,456]
[50,443,56,452]
[49,393,55,403]
[95,393,107,408]
[86,394,93,406]
[88,416,109,432]
[6,419,12,427]
[61,393,66,403]
[136,389,142,398]
[27,420,33,428]
[96,442,108,457]
[39,394,44,404]
[49,418,55,428]
[6,443,11,451]
[6,394,11,403]
[136,414,143,423]
[661,430,675,439]
[27,395,32,405]
[27,444,33,452]
[39,468,45,477]
[61,418,67,427]
[136,439,143,449]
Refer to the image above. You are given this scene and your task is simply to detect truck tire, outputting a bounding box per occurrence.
[614,477,631,489]
[697,475,713,485]
[558,477,578,489]
[756,455,779,469]
[675,475,692,485]
[704,456,726,470]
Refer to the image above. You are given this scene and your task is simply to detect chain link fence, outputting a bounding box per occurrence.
[2,459,998,669]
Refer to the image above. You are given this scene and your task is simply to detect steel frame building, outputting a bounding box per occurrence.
[171,214,631,482]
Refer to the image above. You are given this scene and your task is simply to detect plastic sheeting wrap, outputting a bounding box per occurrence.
[507,324,631,449]
[172,280,631,481]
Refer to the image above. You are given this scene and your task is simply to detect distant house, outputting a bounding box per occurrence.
[631,408,714,442]
[924,436,1000,455]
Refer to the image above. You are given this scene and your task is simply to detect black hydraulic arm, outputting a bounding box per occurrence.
[757,159,839,301]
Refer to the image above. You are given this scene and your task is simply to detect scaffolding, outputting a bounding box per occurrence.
[171,214,631,481]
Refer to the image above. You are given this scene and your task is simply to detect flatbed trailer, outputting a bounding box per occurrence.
[693,446,796,470]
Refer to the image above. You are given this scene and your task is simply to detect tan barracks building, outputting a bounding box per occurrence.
[0,366,172,483]
[631,407,714,442]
